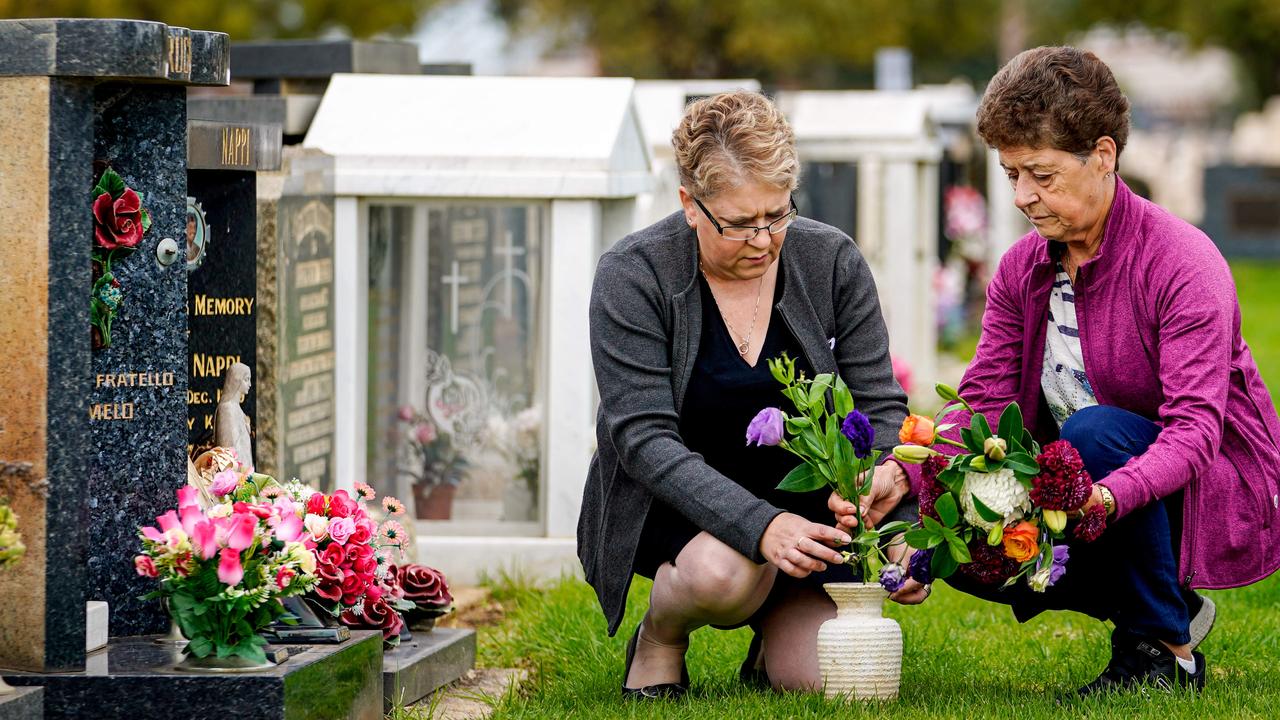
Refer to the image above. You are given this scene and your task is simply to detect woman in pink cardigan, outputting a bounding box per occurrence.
[838,46,1280,696]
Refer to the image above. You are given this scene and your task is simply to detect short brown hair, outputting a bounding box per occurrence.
[672,90,800,199]
[977,46,1130,158]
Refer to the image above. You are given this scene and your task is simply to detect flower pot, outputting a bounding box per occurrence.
[174,652,278,673]
[414,483,456,520]
[816,582,902,700]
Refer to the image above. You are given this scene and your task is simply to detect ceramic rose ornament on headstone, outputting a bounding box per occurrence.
[90,167,151,348]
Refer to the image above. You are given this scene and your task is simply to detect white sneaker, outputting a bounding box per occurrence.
[1189,593,1216,650]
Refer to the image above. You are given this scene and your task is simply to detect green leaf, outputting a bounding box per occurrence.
[904,528,935,549]
[997,403,1023,448]
[921,515,945,534]
[969,493,1004,523]
[1022,429,1037,454]
[1003,452,1040,476]
[782,386,808,413]
[784,416,811,433]
[931,547,959,578]
[934,492,960,527]
[140,208,151,233]
[876,520,912,536]
[935,402,967,423]
[94,168,126,199]
[833,374,855,417]
[971,413,993,443]
[959,427,980,454]
[187,636,214,658]
[776,463,827,493]
[808,373,834,408]
[946,534,973,563]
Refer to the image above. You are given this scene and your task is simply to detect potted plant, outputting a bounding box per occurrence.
[397,405,468,520]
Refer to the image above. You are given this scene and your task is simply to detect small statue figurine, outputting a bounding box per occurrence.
[214,362,254,469]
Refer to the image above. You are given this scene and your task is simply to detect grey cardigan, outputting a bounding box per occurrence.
[580,211,910,636]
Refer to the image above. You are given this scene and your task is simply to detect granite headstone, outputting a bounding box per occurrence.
[0,17,228,670]
[1200,164,1280,259]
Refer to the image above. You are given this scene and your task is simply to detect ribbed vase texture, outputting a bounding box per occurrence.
[816,582,902,700]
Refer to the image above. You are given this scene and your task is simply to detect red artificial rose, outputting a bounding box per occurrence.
[398,564,453,607]
[349,521,373,546]
[306,492,327,516]
[315,580,343,601]
[339,596,405,642]
[327,490,357,518]
[382,566,407,602]
[93,188,144,250]
[320,543,346,568]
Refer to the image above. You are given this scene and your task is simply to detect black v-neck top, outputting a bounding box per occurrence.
[633,268,854,582]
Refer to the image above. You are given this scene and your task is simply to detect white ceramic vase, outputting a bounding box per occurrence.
[816,582,902,700]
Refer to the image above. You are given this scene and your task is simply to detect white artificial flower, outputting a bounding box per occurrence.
[959,468,1031,531]
[1029,566,1052,593]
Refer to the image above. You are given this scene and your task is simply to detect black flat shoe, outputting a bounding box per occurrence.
[621,623,689,700]
[739,630,768,689]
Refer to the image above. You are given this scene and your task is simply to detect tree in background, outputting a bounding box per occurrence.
[0,0,441,41]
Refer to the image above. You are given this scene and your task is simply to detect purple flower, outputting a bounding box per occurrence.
[840,410,875,459]
[1049,544,1069,585]
[908,548,934,584]
[879,563,906,593]
[746,407,785,447]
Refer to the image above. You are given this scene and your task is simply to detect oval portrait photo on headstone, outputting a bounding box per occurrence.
[186,195,209,271]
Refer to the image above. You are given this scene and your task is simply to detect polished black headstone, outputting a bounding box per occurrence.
[382,628,476,712]
[1200,164,1280,259]
[231,39,421,82]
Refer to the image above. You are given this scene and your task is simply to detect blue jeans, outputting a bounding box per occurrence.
[945,405,1194,645]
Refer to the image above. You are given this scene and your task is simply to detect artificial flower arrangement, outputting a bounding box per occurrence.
[135,483,318,664]
[398,404,469,491]
[746,354,913,589]
[91,167,150,349]
[0,498,24,570]
[892,384,1106,591]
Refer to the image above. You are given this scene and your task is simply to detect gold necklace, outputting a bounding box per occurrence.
[700,263,765,357]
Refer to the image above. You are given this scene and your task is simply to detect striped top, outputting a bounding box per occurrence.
[1041,264,1097,428]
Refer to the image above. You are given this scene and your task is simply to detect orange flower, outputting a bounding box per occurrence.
[898,414,936,445]
[1002,521,1040,563]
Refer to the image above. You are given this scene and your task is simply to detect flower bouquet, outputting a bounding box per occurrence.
[748,354,912,585]
[747,353,910,700]
[893,384,1106,591]
[135,484,317,668]
[302,482,416,645]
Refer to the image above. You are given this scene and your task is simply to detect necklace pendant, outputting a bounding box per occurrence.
[737,340,749,356]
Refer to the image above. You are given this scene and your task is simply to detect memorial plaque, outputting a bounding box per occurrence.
[1200,164,1280,259]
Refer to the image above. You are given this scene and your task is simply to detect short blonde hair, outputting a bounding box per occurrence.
[672,91,800,200]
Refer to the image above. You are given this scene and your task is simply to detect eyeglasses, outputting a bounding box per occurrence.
[693,196,798,241]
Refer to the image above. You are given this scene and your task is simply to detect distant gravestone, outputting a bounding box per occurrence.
[1200,164,1280,259]
[185,119,282,459]
[0,17,228,668]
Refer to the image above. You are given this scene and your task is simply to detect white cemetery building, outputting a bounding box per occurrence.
[776,90,944,399]
[631,79,763,228]
[301,74,651,583]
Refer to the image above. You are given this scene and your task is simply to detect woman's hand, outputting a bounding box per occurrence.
[828,462,910,532]
[885,543,931,605]
[760,513,852,578]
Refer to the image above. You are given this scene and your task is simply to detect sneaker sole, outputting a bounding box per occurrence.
[1189,594,1215,650]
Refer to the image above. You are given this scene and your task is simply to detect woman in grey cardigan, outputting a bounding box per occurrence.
[580,91,922,698]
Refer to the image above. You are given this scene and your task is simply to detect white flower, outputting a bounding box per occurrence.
[207,503,233,519]
[1029,566,1053,593]
[959,468,1031,531]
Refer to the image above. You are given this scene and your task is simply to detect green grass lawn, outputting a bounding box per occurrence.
[446,260,1280,719]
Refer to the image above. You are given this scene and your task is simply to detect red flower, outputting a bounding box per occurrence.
[958,538,1020,586]
[93,188,144,250]
[339,596,405,642]
[1031,440,1093,512]
[306,492,327,516]
[918,454,949,521]
[315,580,343,601]
[1073,503,1108,542]
[320,543,346,568]
[398,564,453,607]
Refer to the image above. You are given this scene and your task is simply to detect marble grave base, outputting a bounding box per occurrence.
[0,687,43,720]
[2,631,383,720]
[382,628,476,711]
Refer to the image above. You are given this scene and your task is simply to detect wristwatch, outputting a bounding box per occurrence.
[1098,485,1116,516]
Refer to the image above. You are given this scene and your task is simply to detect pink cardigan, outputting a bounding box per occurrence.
[937,177,1280,590]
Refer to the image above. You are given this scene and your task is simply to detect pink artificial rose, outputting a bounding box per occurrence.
[176,486,199,509]
[398,405,416,422]
[191,519,218,560]
[276,566,296,589]
[414,423,437,445]
[217,547,244,586]
[210,469,240,497]
[271,511,304,543]
[224,513,258,551]
[327,490,357,519]
[134,554,158,578]
[327,516,356,545]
